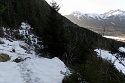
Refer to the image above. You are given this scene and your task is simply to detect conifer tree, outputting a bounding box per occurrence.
[41,0,67,58]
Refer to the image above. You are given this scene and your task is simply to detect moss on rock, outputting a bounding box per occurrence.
[0,53,10,62]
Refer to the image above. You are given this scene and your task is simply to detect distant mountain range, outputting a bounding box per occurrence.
[65,9,125,36]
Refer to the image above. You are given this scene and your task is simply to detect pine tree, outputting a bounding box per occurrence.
[41,1,67,58]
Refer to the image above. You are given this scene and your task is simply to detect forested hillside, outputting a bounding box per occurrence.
[0,0,125,83]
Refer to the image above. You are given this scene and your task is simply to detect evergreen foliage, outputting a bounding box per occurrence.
[41,1,67,58]
[0,0,49,30]
[0,0,125,83]
[0,3,6,15]
[62,25,125,83]
[64,53,125,83]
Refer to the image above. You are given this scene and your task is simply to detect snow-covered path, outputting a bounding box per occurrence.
[18,61,37,83]
[0,62,24,83]
[0,38,68,83]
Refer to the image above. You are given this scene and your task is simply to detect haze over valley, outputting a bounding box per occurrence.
[65,9,125,37]
[0,0,125,83]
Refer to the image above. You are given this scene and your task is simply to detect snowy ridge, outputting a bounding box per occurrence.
[71,9,125,20]
[104,9,125,17]
[72,11,83,20]
[72,11,103,20]
[0,24,69,83]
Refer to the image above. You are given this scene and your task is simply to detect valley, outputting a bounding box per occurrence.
[0,0,125,83]
[65,9,125,36]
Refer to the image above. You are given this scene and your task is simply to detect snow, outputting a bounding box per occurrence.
[19,22,39,46]
[111,22,115,25]
[0,38,68,83]
[95,49,125,74]
[104,36,125,42]
[0,62,24,83]
[71,9,125,20]
[104,9,125,17]
[72,11,83,20]
[87,13,101,19]
[72,11,103,20]
[119,47,125,53]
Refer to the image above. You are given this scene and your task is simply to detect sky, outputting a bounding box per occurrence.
[45,0,125,15]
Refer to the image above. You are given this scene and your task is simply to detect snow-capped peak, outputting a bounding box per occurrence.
[72,11,100,19]
[72,11,83,20]
[71,9,125,20]
[104,9,125,17]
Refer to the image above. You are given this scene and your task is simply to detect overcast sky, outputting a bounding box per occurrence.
[45,0,125,15]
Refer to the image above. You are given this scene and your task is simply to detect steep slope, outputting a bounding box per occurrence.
[95,48,125,74]
[0,0,50,36]
[0,38,68,83]
[65,9,125,36]
[0,23,68,83]
[1,0,125,83]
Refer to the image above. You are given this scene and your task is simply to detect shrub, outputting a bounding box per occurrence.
[0,3,6,15]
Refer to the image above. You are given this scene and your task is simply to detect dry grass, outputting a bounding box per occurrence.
[0,54,10,62]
